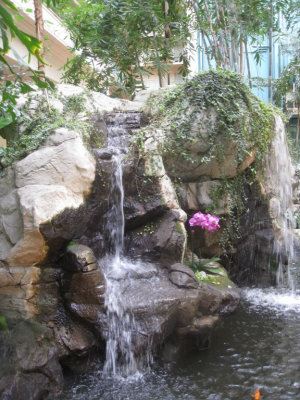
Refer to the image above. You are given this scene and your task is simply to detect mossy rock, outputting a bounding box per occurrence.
[200,261,228,277]
[205,274,235,288]
[140,70,276,182]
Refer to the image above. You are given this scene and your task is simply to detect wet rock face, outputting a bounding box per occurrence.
[99,261,240,359]
[125,211,186,264]
[169,263,199,289]
[62,268,106,327]
[0,258,101,400]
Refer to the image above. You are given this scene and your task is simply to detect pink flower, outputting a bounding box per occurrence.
[189,211,220,232]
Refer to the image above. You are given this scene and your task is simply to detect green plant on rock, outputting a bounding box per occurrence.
[0,91,94,170]
[206,170,257,252]
[135,70,278,253]
[140,70,276,168]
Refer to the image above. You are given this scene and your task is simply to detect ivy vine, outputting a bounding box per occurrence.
[133,69,281,252]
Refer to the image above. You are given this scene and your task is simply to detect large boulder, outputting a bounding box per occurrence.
[0,262,99,400]
[0,128,96,267]
[96,260,240,362]
[0,320,63,400]
[141,72,260,183]
[140,71,295,285]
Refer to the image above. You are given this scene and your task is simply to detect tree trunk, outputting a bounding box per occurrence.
[203,0,223,68]
[135,52,145,89]
[220,2,232,70]
[202,31,212,69]
[245,38,252,88]
[296,106,300,151]
[164,0,170,85]
[33,0,44,71]
[239,40,244,74]
[153,34,163,88]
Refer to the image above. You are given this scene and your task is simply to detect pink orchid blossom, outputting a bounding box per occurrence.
[189,211,220,232]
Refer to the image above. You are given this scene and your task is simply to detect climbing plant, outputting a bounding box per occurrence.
[139,70,275,166]
[134,70,278,251]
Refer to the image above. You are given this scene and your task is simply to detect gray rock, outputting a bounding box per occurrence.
[4,128,96,266]
[169,271,199,289]
[169,263,199,289]
[62,268,106,326]
[178,180,228,214]
[64,244,98,272]
[0,320,64,400]
[2,211,23,245]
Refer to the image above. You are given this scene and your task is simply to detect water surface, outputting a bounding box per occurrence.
[61,266,300,400]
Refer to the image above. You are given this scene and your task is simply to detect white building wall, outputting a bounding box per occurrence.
[5,0,73,82]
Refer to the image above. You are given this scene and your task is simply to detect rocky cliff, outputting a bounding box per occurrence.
[0,72,294,399]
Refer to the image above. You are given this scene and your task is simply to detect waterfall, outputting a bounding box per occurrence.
[107,154,125,264]
[265,114,296,289]
[100,112,145,377]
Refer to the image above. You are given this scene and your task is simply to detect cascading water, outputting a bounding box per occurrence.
[100,112,146,377]
[265,114,296,289]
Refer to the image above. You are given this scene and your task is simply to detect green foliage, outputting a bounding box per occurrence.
[0,0,67,132]
[186,257,221,272]
[273,56,300,109]
[57,0,191,98]
[0,64,55,132]
[0,0,43,63]
[0,315,8,331]
[273,31,300,160]
[187,0,294,81]
[140,70,274,166]
[0,90,93,169]
[136,70,276,252]
[54,0,298,97]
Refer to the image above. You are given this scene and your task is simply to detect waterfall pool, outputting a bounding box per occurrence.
[59,264,300,400]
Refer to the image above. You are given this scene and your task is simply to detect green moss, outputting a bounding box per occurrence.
[67,239,77,249]
[205,274,234,288]
[175,221,185,235]
[0,316,8,331]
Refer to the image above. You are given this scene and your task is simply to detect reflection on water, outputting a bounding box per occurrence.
[60,266,300,400]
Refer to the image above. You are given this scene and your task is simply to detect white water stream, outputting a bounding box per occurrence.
[101,113,145,377]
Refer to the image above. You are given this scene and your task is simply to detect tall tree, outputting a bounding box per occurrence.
[59,0,191,98]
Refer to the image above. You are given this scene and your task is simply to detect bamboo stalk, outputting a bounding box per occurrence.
[153,34,163,88]
[203,0,223,68]
[240,39,244,74]
[245,37,252,88]
[220,1,232,70]
[202,31,212,69]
